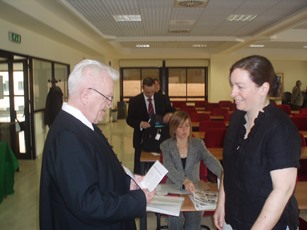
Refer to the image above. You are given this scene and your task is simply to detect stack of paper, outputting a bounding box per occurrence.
[189,190,218,211]
[147,195,184,216]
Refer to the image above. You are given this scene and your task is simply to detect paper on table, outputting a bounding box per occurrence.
[189,190,218,211]
[147,195,184,216]
[123,160,168,192]
[156,183,190,196]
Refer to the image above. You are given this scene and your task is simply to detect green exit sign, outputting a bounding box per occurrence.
[8,32,21,44]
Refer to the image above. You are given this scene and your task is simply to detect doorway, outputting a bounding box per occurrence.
[0,53,32,159]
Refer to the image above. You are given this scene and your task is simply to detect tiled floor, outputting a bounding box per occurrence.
[0,119,306,230]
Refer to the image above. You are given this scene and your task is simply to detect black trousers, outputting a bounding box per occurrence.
[133,146,142,175]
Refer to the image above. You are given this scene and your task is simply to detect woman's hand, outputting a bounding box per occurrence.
[214,203,225,230]
[183,178,195,192]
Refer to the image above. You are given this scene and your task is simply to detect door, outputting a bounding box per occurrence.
[0,54,32,159]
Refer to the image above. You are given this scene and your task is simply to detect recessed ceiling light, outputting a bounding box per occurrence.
[227,14,257,22]
[303,45,307,49]
[113,15,141,22]
[136,44,150,48]
[249,44,265,48]
[192,44,207,48]
[174,0,209,8]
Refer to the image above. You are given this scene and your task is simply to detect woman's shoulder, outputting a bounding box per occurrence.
[189,137,204,148]
[160,138,174,148]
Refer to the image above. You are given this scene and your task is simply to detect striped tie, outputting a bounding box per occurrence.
[147,98,154,117]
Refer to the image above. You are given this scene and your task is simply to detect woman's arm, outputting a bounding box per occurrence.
[251,167,297,230]
[214,174,225,230]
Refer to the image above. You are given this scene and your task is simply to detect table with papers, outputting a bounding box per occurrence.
[141,182,218,230]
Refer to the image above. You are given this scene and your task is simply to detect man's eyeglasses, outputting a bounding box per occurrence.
[88,88,113,103]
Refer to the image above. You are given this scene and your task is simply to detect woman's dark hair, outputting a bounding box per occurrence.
[229,55,280,97]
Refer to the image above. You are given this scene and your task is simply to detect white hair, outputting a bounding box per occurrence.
[68,59,118,96]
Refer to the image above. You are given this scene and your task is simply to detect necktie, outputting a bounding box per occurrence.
[147,98,154,117]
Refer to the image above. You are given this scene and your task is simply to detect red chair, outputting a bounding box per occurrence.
[190,112,201,122]
[195,100,208,108]
[172,101,186,108]
[204,128,226,148]
[291,116,307,131]
[218,100,233,110]
[223,111,233,122]
[298,132,307,181]
[210,108,229,120]
[276,104,292,116]
[199,120,226,132]
[180,105,197,113]
[300,108,307,114]
[205,103,220,111]
[198,113,211,121]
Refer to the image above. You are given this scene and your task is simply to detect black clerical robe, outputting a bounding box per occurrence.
[40,110,146,230]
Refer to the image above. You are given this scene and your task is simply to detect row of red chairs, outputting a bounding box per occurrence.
[276,104,307,116]
[172,100,236,111]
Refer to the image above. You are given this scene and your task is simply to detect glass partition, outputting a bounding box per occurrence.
[54,63,68,101]
[33,60,51,110]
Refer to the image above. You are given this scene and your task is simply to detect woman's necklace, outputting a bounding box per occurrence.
[177,141,188,158]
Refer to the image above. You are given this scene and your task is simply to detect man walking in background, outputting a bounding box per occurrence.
[291,80,304,110]
[126,77,174,174]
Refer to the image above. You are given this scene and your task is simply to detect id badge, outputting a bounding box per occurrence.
[155,133,161,140]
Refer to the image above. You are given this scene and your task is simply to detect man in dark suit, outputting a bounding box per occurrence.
[126,77,174,174]
[40,59,155,230]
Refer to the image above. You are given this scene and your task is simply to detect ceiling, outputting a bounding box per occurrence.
[1,0,307,58]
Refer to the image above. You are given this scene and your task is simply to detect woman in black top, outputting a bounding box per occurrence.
[214,55,301,230]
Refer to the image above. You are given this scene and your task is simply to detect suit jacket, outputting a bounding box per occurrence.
[160,138,223,190]
[126,93,174,148]
[40,110,146,230]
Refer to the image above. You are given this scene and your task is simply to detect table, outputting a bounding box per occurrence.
[295,181,307,210]
[141,182,217,230]
[193,131,205,139]
[140,151,160,174]
[191,121,229,130]
[301,130,307,138]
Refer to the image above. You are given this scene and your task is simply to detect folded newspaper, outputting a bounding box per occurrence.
[189,189,218,211]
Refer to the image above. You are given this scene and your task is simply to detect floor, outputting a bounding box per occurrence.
[0,119,306,230]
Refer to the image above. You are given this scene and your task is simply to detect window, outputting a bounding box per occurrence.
[168,67,206,101]
[121,66,207,102]
[122,68,159,101]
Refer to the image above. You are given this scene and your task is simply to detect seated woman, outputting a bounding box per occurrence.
[160,110,223,230]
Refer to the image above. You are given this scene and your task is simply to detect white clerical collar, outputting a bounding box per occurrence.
[62,102,94,130]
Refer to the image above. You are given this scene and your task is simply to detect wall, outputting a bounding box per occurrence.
[1,18,307,107]
[209,55,307,102]
[1,18,122,108]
